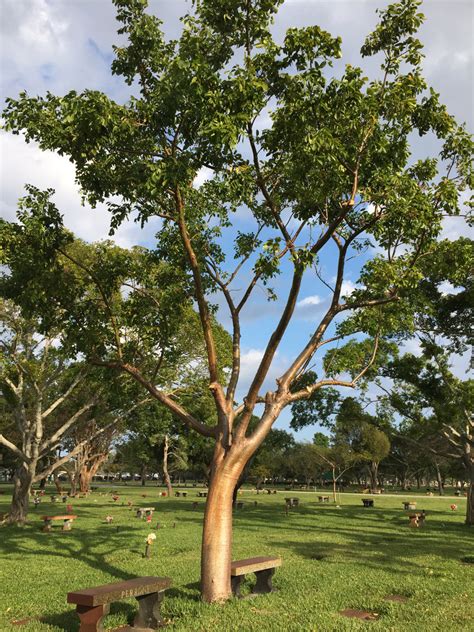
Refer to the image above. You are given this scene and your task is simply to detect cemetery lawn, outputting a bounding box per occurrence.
[0,486,472,631]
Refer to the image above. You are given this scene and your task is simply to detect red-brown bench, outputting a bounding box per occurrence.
[231,556,281,598]
[67,576,172,631]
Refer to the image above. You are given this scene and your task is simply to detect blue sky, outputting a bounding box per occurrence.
[1,0,472,440]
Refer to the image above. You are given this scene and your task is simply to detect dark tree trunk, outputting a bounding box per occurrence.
[8,463,33,525]
[434,461,444,496]
[369,462,379,492]
[141,465,147,487]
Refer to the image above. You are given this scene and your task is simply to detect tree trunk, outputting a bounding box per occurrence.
[200,465,237,602]
[53,471,63,493]
[434,461,444,496]
[141,464,147,487]
[163,435,173,497]
[465,458,473,527]
[68,470,78,496]
[79,466,93,493]
[8,463,33,524]
[369,462,379,492]
[332,467,337,503]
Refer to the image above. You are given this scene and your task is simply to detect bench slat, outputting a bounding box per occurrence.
[231,556,281,576]
[67,576,172,606]
[42,515,77,520]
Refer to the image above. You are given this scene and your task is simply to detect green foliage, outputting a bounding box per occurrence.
[1,0,472,449]
[323,338,398,383]
[290,372,340,430]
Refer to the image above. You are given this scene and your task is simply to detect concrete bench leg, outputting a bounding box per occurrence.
[231,575,244,598]
[133,590,164,629]
[76,603,110,632]
[63,519,72,531]
[252,568,275,595]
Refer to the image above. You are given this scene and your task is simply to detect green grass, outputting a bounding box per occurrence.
[0,485,472,631]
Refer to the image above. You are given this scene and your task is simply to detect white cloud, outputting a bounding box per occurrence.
[0,131,157,248]
[192,166,214,189]
[297,295,322,308]
[440,215,473,241]
[236,347,291,402]
[399,338,423,357]
[340,280,357,296]
[437,280,462,296]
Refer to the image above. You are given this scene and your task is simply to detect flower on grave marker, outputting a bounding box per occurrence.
[450,504,457,511]
[146,533,156,545]
[105,515,114,523]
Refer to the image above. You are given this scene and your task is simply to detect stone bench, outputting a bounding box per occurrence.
[231,556,282,598]
[408,511,426,528]
[42,515,77,532]
[318,496,329,503]
[136,507,154,519]
[67,575,172,631]
[403,501,416,511]
[197,491,208,498]
[362,498,374,508]
[175,491,187,497]
[285,497,299,508]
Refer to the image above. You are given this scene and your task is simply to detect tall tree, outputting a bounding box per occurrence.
[384,346,473,524]
[0,300,146,523]
[2,0,472,600]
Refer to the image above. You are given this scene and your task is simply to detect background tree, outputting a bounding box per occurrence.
[0,300,146,523]
[311,441,358,503]
[2,0,472,600]
[383,346,473,523]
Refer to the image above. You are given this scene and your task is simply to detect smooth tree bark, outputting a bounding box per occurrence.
[162,434,173,498]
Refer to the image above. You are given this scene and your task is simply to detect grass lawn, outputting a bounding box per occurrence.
[0,485,472,631]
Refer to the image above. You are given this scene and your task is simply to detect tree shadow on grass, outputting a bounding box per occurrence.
[41,600,136,631]
[268,511,473,577]
[0,522,140,582]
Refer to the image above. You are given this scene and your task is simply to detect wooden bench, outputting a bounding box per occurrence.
[362,498,374,508]
[231,556,281,598]
[42,515,77,532]
[318,496,329,503]
[67,575,172,631]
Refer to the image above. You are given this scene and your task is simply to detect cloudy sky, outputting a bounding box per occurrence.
[0,0,472,439]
